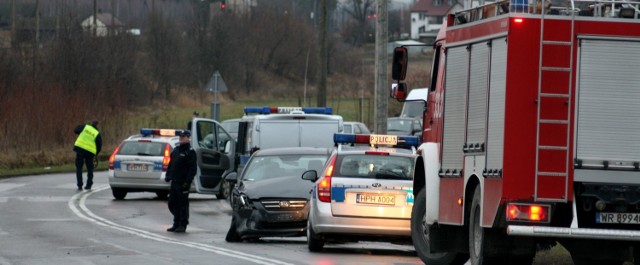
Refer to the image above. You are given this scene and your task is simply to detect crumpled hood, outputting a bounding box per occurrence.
[242,175,313,199]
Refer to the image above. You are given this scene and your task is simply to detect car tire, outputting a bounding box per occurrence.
[411,189,468,265]
[155,191,169,200]
[469,186,502,265]
[112,188,127,200]
[225,216,242,242]
[218,180,230,200]
[307,219,324,252]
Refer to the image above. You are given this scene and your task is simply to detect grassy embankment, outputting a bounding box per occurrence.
[0,97,379,178]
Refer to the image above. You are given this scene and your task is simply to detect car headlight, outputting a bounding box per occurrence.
[239,194,250,207]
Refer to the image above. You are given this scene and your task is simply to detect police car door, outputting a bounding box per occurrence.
[190,118,235,194]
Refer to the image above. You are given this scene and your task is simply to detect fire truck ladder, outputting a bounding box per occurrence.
[534,0,576,202]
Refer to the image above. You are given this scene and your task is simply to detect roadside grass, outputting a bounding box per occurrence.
[533,243,573,265]
[0,97,382,178]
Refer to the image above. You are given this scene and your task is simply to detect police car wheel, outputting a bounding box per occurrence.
[112,188,127,200]
[155,191,169,200]
[307,220,324,252]
[218,180,230,200]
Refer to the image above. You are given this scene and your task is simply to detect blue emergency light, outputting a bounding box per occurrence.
[244,106,333,115]
[334,133,420,148]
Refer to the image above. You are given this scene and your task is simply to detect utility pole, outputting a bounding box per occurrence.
[93,0,97,36]
[374,0,389,134]
[316,0,327,107]
[11,0,15,46]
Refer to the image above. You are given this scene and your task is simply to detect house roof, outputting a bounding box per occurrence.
[411,0,458,16]
[87,13,124,27]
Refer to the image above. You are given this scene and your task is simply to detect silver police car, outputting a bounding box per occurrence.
[302,133,419,251]
[108,128,184,200]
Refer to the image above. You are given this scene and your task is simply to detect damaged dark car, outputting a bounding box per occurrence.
[225,147,331,242]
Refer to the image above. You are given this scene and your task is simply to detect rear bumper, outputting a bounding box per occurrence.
[507,225,640,241]
[310,201,410,236]
[108,177,169,190]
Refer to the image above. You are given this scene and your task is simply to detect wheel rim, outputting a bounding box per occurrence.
[221,181,230,198]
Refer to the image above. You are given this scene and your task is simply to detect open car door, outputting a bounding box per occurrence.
[190,118,235,197]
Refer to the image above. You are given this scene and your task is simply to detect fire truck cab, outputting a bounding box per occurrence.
[391,0,640,264]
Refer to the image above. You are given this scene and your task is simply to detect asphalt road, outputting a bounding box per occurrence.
[0,171,422,265]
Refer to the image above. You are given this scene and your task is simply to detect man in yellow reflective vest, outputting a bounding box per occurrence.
[73,120,102,190]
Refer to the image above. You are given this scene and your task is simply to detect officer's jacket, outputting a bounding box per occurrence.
[166,142,197,184]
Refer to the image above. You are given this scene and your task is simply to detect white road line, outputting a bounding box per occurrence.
[68,185,295,265]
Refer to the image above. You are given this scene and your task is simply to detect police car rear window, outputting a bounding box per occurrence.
[118,142,167,156]
[337,155,414,180]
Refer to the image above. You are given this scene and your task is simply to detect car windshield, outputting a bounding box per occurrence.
[387,119,413,132]
[337,154,414,180]
[344,124,353,134]
[242,154,328,182]
[221,120,239,133]
[118,141,166,156]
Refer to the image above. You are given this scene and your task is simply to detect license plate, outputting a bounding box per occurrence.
[269,213,302,222]
[596,212,640,224]
[356,194,395,205]
[127,164,148,171]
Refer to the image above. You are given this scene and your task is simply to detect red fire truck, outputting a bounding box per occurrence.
[391,0,640,264]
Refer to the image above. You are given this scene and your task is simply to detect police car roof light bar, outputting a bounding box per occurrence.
[140,128,185,137]
[244,106,333,115]
[333,133,420,148]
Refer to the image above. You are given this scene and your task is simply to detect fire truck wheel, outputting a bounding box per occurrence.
[307,219,325,252]
[469,186,499,265]
[411,189,468,265]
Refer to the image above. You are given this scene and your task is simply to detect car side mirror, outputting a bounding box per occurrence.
[225,172,238,183]
[301,170,318,182]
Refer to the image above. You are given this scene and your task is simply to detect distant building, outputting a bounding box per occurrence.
[81,13,124,37]
[410,0,463,42]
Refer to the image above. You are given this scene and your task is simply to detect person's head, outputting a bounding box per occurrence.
[178,130,191,144]
[193,111,200,118]
[91,120,99,127]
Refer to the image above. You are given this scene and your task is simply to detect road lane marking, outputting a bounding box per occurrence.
[68,185,295,265]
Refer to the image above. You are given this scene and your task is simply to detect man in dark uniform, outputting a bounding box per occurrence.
[73,120,102,190]
[164,130,197,233]
[187,111,199,130]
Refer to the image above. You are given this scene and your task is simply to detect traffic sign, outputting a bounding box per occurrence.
[206,71,228,92]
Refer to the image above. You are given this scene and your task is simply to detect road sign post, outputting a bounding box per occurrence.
[206,71,228,121]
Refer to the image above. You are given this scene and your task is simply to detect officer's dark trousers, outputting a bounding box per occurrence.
[75,150,95,187]
[168,182,190,227]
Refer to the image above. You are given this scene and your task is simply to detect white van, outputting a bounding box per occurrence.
[400,88,428,118]
[237,106,343,161]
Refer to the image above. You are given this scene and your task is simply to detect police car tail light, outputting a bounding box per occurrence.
[506,203,550,223]
[162,144,171,171]
[318,155,337,203]
[109,144,122,170]
[333,133,420,148]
